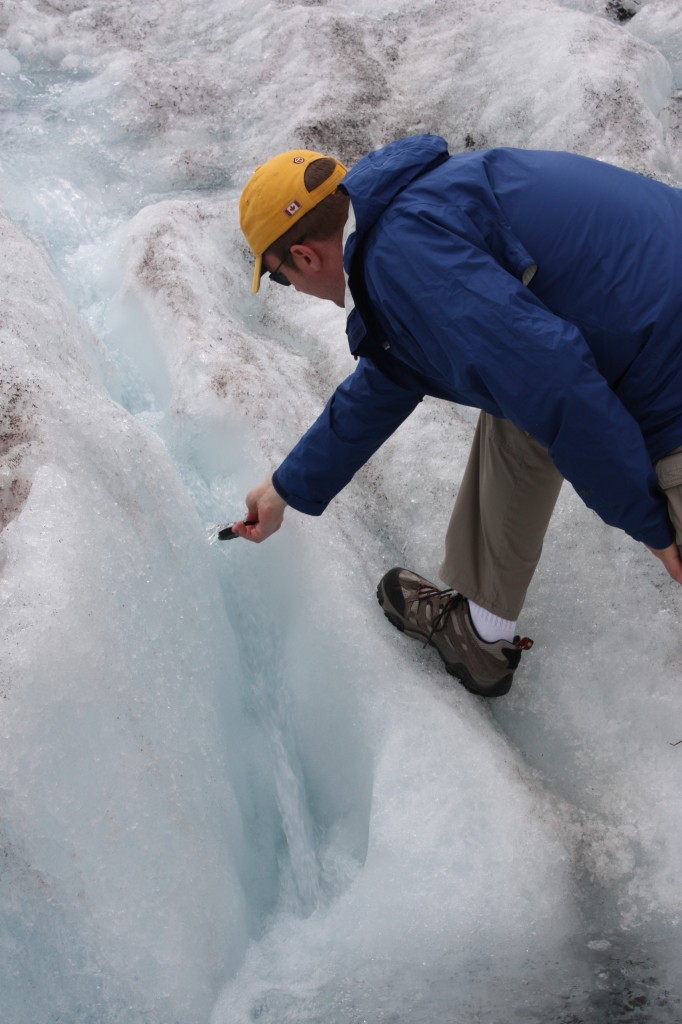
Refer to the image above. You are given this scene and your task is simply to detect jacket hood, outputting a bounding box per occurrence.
[342,134,450,241]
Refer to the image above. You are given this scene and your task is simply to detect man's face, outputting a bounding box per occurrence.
[263,239,346,307]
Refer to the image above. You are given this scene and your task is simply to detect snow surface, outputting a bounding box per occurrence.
[1,0,682,1021]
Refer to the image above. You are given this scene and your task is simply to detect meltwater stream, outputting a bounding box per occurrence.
[2,2,682,1022]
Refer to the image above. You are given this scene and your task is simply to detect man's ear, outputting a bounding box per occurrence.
[290,243,322,274]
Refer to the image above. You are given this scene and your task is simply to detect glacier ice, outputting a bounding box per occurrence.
[1,0,682,1021]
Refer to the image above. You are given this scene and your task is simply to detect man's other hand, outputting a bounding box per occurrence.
[647,541,682,585]
[231,478,287,543]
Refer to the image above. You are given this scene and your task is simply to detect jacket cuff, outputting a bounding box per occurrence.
[271,469,328,516]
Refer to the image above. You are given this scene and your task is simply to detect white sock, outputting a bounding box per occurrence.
[468,601,517,643]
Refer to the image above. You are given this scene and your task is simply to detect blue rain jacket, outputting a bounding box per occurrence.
[272,135,682,549]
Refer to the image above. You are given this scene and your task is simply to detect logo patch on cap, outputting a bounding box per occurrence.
[284,199,302,217]
[293,156,305,164]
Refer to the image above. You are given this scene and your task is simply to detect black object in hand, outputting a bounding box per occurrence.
[217,520,257,541]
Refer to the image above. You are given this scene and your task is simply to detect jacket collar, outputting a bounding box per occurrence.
[341,134,449,258]
[342,135,451,357]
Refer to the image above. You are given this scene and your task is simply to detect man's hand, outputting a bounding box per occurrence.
[231,478,287,543]
[647,541,682,585]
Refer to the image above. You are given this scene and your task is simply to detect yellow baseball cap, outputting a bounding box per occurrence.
[239,149,348,293]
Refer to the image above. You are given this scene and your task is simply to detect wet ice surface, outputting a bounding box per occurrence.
[1,0,682,1022]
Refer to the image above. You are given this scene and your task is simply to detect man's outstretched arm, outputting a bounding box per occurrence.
[233,357,421,543]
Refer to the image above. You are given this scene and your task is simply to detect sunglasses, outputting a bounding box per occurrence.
[265,237,305,287]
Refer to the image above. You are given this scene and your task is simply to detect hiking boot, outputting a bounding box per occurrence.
[376,566,533,697]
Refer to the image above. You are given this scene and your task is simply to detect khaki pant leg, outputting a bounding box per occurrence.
[439,412,563,620]
[655,445,682,548]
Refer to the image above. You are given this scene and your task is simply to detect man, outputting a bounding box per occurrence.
[234,135,682,697]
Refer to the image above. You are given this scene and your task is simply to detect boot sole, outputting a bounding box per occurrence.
[377,583,513,698]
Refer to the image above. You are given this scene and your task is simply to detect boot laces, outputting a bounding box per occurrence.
[407,584,462,646]
[408,584,535,651]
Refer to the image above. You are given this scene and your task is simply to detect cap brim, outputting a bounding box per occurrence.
[252,253,263,293]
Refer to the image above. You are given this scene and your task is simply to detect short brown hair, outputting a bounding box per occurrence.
[266,158,350,266]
